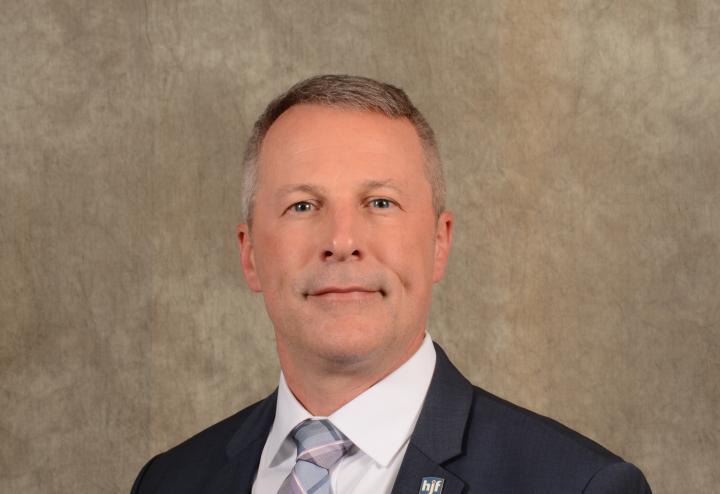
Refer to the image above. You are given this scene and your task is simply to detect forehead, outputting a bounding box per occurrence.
[256,104,427,186]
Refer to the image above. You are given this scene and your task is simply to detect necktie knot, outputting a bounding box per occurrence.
[291,419,353,470]
[277,419,353,494]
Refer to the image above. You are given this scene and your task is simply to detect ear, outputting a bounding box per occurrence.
[432,210,454,283]
[236,224,262,292]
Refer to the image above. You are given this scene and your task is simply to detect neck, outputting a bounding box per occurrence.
[278,332,425,416]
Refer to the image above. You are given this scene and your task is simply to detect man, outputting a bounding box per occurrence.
[132,75,652,493]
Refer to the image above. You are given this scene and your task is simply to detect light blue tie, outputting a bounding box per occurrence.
[277,419,353,494]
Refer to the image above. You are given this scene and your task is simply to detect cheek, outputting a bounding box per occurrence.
[377,222,437,287]
[253,228,316,291]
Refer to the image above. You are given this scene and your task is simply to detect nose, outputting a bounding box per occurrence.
[321,205,363,262]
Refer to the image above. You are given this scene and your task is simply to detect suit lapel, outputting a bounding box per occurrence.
[392,344,473,494]
[391,444,465,494]
[202,391,277,494]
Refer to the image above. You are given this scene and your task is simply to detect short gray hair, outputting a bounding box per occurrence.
[241,74,445,225]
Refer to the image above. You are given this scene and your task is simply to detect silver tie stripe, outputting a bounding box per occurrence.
[277,419,353,494]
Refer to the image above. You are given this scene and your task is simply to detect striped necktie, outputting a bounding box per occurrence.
[277,419,353,494]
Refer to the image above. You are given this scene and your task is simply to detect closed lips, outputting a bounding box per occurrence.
[310,287,376,296]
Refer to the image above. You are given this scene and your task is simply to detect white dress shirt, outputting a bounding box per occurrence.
[252,333,437,494]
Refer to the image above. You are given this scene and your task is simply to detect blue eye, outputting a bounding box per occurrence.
[370,198,392,209]
[291,202,314,212]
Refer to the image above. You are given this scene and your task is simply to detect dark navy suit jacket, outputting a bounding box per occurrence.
[132,344,652,493]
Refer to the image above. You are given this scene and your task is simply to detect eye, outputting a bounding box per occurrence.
[369,198,393,209]
[290,201,315,213]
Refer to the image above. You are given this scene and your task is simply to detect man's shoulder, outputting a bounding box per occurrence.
[165,395,270,458]
[470,385,621,459]
[453,384,647,492]
[132,393,276,494]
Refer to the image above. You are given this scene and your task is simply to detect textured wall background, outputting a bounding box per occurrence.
[2,1,718,492]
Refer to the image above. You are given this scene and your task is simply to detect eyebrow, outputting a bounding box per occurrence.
[276,183,328,197]
[359,179,404,194]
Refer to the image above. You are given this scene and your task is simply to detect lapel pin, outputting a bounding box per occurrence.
[419,476,444,494]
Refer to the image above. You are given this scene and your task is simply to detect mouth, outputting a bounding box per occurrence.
[306,286,386,299]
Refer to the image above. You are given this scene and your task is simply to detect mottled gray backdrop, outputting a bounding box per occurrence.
[2,1,719,493]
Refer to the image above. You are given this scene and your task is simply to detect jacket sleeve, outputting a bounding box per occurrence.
[583,462,652,494]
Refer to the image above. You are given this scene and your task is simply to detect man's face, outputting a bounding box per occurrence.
[238,104,452,373]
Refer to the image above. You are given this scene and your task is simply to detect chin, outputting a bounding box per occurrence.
[305,317,395,365]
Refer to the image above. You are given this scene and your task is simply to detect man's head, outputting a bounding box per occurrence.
[237,75,453,380]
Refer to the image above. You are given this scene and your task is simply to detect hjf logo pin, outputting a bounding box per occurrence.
[419,476,444,494]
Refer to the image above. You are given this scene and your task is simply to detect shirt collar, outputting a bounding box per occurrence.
[262,333,436,468]
[260,373,313,468]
